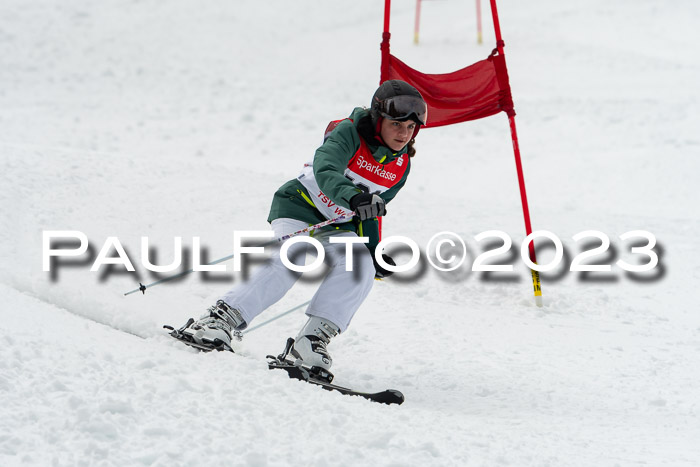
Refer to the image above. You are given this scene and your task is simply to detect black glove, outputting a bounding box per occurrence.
[350,193,386,221]
[373,253,396,279]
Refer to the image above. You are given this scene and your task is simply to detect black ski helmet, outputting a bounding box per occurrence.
[371,80,428,126]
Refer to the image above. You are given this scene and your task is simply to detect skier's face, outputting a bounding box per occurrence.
[380,118,416,152]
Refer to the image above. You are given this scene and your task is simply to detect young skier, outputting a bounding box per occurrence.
[176,80,427,371]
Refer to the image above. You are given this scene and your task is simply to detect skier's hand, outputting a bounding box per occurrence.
[350,193,386,221]
[373,253,396,279]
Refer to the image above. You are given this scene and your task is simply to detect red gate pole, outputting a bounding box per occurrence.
[378,0,393,238]
[489,0,543,306]
[476,0,483,44]
[381,0,391,84]
[414,0,422,44]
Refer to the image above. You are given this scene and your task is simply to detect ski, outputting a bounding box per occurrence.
[164,325,404,405]
[266,338,405,405]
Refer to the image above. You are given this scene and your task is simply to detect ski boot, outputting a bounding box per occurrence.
[288,316,339,380]
[166,300,246,352]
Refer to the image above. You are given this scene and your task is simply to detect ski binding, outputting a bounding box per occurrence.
[164,318,235,353]
[267,338,405,405]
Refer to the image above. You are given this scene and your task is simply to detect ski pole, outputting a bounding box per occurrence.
[123,213,356,296]
[241,299,312,334]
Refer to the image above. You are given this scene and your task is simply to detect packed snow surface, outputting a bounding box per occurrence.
[1,0,699,465]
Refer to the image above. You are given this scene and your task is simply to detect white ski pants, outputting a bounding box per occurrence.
[219,218,376,332]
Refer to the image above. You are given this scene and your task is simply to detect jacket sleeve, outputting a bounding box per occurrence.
[313,121,362,207]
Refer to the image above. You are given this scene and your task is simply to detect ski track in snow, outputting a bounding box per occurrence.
[3,282,699,466]
[2,0,700,465]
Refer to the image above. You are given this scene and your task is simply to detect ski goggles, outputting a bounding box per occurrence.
[377,95,428,126]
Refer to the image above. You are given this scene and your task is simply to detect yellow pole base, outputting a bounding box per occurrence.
[531,269,543,307]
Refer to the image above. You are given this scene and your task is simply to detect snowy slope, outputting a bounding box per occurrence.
[1,0,700,465]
